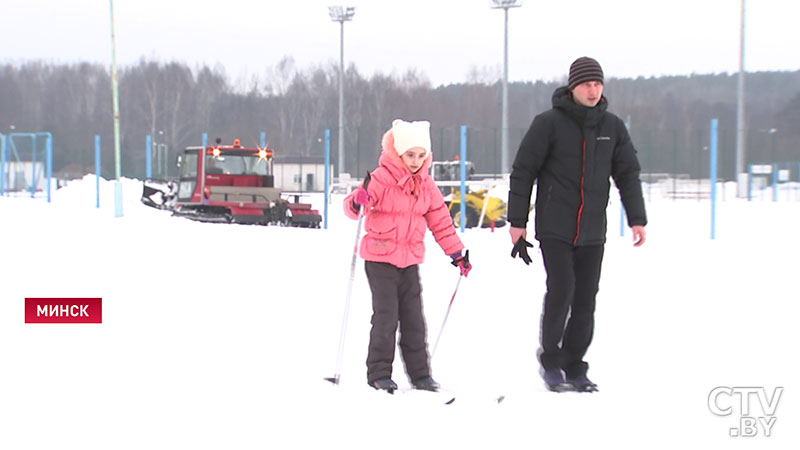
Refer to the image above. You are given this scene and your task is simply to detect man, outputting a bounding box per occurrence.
[507,56,647,393]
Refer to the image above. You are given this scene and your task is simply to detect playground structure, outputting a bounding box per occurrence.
[0,132,53,201]
[746,162,800,201]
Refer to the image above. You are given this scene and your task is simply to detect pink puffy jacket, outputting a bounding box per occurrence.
[344,130,463,269]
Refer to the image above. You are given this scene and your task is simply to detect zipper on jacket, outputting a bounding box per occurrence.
[573,138,586,245]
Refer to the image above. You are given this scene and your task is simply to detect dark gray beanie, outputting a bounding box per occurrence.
[568,57,604,90]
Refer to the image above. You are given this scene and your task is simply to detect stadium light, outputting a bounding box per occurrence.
[108,0,123,217]
[735,0,747,196]
[329,6,356,178]
[490,0,522,174]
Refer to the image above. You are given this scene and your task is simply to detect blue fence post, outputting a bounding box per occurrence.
[1,133,6,196]
[95,135,101,208]
[146,134,152,179]
[772,163,778,202]
[709,119,718,240]
[459,125,467,233]
[46,133,52,203]
[29,134,37,198]
[324,129,330,230]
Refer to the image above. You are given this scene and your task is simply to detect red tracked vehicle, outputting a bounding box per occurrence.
[142,138,321,227]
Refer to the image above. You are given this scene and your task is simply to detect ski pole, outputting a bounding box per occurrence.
[431,274,463,360]
[326,172,370,385]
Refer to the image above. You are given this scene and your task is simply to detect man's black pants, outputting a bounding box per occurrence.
[538,239,605,378]
[364,261,430,384]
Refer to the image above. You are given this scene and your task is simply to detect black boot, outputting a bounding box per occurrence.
[566,374,598,393]
[412,376,440,392]
[543,369,572,392]
[370,378,398,393]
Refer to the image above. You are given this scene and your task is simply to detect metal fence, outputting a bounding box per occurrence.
[338,125,796,186]
[3,124,797,203]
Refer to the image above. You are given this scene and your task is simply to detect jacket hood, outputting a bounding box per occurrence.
[379,128,433,177]
[552,85,608,127]
[376,128,433,197]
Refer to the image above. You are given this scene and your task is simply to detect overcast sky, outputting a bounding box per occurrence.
[2,0,798,87]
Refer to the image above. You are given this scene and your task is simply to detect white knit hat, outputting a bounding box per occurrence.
[391,119,431,156]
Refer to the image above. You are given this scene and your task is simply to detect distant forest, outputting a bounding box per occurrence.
[1,58,798,181]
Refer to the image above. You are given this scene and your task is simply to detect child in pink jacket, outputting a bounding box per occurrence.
[344,119,471,393]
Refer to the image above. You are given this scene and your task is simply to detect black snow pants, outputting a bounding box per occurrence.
[538,239,605,378]
[364,261,431,384]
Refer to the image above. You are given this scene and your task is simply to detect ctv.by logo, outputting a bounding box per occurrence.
[708,386,783,437]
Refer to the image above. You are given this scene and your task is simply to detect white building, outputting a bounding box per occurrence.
[272,156,333,192]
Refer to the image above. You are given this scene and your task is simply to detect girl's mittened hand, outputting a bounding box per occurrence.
[451,250,471,277]
[354,188,369,206]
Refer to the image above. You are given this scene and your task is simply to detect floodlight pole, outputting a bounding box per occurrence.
[329,6,355,178]
[491,0,522,175]
[735,0,747,197]
[109,0,123,217]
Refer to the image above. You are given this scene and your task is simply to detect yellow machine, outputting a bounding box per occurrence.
[430,159,507,229]
[447,188,507,229]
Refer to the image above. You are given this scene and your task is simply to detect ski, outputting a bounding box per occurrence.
[545,382,574,393]
[395,387,456,405]
[323,377,506,404]
[566,376,599,393]
[571,383,599,393]
[543,381,598,393]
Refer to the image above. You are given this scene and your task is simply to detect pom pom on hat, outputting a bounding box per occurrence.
[391,119,431,156]
[568,56,604,90]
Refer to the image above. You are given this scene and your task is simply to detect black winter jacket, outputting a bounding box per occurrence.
[508,86,647,246]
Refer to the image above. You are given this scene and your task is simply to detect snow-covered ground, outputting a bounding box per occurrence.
[1,176,798,449]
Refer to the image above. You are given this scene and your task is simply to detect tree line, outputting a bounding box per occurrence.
[1,58,798,181]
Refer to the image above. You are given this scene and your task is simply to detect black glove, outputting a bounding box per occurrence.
[511,238,534,265]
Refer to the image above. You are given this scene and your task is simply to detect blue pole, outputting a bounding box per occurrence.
[8,133,20,160]
[46,133,52,203]
[710,119,718,240]
[146,134,152,179]
[95,135,101,208]
[324,129,331,230]
[1,133,6,196]
[30,135,37,198]
[459,125,467,233]
[260,131,266,149]
[772,163,778,202]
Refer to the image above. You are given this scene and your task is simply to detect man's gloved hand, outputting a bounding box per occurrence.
[511,238,534,265]
[450,250,472,277]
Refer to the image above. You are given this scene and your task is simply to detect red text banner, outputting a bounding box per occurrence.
[25,298,102,324]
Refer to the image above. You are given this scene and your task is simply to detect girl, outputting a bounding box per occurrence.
[344,119,471,393]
